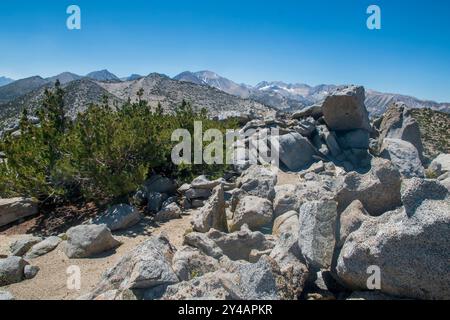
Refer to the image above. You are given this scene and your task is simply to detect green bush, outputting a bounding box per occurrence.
[0,84,238,202]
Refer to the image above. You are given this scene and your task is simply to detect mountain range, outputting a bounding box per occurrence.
[174,71,450,115]
[0,69,449,128]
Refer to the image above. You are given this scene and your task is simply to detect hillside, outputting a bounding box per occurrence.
[412,108,450,159]
[0,79,122,127]
[0,76,49,104]
[98,73,274,119]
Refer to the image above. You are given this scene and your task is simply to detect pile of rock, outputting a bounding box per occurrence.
[233,86,374,173]
[178,175,235,210]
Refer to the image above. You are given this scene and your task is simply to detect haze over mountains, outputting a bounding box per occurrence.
[0,69,449,128]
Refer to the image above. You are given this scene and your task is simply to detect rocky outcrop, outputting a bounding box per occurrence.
[229,195,273,232]
[171,246,220,281]
[380,138,425,178]
[163,256,298,300]
[92,204,141,231]
[336,178,450,300]
[64,224,120,258]
[184,225,274,262]
[191,184,227,232]
[336,158,402,216]
[378,102,424,162]
[0,197,38,227]
[322,86,371,132]
[400,178,449,217]
[273,180,335,218]
[87,234,178,299]
[298,200,338,269]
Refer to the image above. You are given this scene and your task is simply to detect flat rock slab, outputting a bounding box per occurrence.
[0,198,38,227]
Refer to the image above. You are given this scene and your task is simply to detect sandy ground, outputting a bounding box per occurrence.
[277,170,301,185]
[0,170,297,300]
[0,213,193,300]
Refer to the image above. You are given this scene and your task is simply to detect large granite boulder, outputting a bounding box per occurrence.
[163,256,298,300]
[336,158,402,216]
[237,165,277,201]
[273,181,335,218]
[229,195,273,232]
[92,204,141,231]
[322,86,371,132]
[298,200,338,269]
[0,256,29,286]
[378,102,424,162]
[86,234,178,299]
[64,224,120,258]
[278,132,317,171]
[336,179,450,300]
[380,138,425,178]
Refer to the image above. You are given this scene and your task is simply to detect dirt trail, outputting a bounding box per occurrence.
[0,170,296,300]
[0,214,192,300]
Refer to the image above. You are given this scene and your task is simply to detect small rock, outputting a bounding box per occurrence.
[26,236,62,259]
[24,265,40,279]
[155,203,182,222]
[10,235,43,257]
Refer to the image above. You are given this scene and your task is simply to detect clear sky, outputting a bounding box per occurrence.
[0,0,449,102]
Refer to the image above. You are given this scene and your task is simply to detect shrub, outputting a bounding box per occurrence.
[0,84,237,203]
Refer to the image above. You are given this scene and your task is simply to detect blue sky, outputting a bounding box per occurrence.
[0,0,449,102]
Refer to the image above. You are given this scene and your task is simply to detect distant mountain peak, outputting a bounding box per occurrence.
[0,76,14,87]
[86,69,120,82]
[47,72,82,85]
